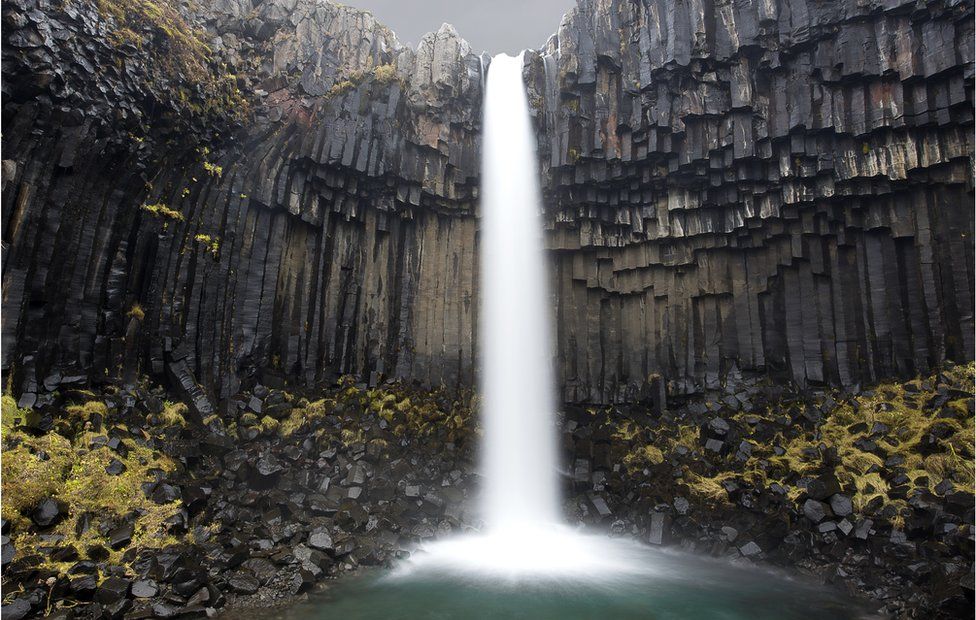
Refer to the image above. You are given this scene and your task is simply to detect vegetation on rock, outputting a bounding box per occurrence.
[141,202,185,222]
[90,0,249,121]
[605,363,975,533]
[2,396,185,578]
[326,63,402,99]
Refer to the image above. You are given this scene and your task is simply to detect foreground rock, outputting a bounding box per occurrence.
[2,363,972,618]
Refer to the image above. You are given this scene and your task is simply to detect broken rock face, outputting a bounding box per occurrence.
[1,0,971,406]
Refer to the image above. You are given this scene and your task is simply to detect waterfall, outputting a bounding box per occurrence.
[394,53,643,581]
[479,52,560,532]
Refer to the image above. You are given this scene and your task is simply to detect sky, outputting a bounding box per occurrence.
[346,0,578,54]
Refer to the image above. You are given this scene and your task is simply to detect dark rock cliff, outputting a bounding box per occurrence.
[2,0,973,406]
[530,0,975,402]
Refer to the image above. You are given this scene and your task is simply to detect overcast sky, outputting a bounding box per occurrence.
[346,0,578,54]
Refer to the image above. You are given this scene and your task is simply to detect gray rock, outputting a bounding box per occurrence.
[803,499,830,524]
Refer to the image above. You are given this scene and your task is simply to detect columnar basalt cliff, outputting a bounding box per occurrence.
[529,0,975,401]
[2,0,973,407]
[3,0,484,409]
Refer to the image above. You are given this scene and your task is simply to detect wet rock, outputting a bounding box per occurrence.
[707,418,730,436]
[105,458,127,475]
[588,494,612,519]
[648,512,669,545]
[704,438,724,453]
[2,536,14,566]
[131,579,158,598]
[32,498,65,528]
[227,571,259,595]
[69,574,98,599]
[256,454,284,476]
[1,599,31,620]
[95,576,131,605]
[308,527,335,551]
[807,475,842,501]
[673,497,690,515]
[108,522,134,549]
[829,494,853,517]
[803,499,830,524]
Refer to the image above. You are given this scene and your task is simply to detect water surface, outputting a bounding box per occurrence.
[276,543,873,620]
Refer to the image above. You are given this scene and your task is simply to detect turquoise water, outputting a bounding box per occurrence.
[275,545,872,620]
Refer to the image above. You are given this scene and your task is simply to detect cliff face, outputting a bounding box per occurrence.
[529,0,975,401]
[2,0,484,409]
[2,0,973,406]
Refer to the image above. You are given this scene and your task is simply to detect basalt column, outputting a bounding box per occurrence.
[528,0,975,402]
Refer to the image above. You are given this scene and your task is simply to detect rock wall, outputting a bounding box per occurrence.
[529,0,975,401]
[2,0,973,406]
[2,0,484,405]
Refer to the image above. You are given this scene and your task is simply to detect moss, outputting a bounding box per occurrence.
[92,0,249,121]
[3,426,181,574]
[623,444,665,472]
[194,234,220,257]
[279,399,332,437]
[2,395,38,438]
[771,364,975,509]
[157,402,187,428]
[340,428,365,445]
[612,364,973,530]
[567,147,580,163]
[372,63,398,84]
[684,470,738,505]
[127,303,146,321]
[141,202,184,222]
[258,416,279,434]
[64,401,108,428]
[1,433,73,524]
[327,62,403,99]
[363,384,473,442]
[327,80,356,98]
[202,161,223,178]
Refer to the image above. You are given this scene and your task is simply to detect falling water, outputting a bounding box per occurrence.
[289,53,873,619]
[479,52,560,532]
[393,53,648,579]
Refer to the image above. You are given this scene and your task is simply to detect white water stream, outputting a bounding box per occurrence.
[395,53,644,581]
[479,52,560,533]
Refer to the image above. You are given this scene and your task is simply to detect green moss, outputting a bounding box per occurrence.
[65,401,108,428]
[1,433,73,524]
[2,395,37,439]
[202,161,223,178]
[372,63,398,84]
[3,426,181,574]
[258,416,279,434]
[363,384,473,441]
[280,399,332,437]
[127,303,146,321]
[92,0,250,121]
[623,444,665,472]
[194,234,220,257]
[327,62,403,99]
[141,202,185,222]
[157,401,187,428]
[327,80,356,98]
